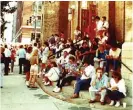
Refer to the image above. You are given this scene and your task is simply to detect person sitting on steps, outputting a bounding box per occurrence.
[89,67,108,105]
[107,71,126,107]
[71,60,96,98]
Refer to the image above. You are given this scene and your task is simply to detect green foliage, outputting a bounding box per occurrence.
[0,1,17,38]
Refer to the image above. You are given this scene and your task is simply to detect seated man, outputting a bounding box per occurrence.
[89,67,108,105]
[105,43,121,73]
[94,44,109,69]
[56,50,70,68]
[71,61,96,98]
[53,56,78,93]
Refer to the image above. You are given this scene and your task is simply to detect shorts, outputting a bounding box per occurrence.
[30,64,38,75]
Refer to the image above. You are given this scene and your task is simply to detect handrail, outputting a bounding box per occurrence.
[48,39,83,58]
[120,61,133,73]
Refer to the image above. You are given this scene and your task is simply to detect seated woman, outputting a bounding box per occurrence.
[53,56,78,93]
[71,61,96,98]
[107,71,126,107]
[94,44,109,69]
[43,61,60,86]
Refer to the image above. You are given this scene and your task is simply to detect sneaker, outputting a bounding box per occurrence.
[53,87,61,93]
[115,101,120,107]
[26,81,29,86]
[109,100,114,106]
[53,86,58,92]
[44,81,50,86]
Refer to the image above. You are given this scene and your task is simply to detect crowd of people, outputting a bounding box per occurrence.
[0,16,126,107]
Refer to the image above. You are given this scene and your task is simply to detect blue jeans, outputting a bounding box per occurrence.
[74,77,91,94]
[106,59,120,73]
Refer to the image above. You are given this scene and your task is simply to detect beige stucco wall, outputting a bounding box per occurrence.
[121,1,133,99]
[115,2,125,42]
[97,1,109,21]
[43,1,60,41]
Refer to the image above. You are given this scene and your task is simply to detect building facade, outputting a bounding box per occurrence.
[15,1,42,44]
[41,1,132,105]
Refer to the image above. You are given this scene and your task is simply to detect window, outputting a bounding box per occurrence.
[32,1,42,12]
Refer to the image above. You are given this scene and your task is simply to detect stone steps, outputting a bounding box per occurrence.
[36,77,132,110]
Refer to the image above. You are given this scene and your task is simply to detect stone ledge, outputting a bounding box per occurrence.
[36,77,132,109]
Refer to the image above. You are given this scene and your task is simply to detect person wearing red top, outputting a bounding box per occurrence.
[10,48,16,74]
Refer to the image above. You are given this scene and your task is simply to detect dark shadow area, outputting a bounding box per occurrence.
[34,94,49,99]
[79,107,91,110]
[34,94,43,97]
[68,106,79,110]
[39,95,49,99]
[29,88,39,90]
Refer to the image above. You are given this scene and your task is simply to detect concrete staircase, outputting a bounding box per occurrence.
[36,77,132,110]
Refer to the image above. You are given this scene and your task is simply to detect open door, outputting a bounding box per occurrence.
[81,9,89,36]
[81,4,97,41]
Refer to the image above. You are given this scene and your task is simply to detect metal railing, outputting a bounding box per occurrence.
[120,61,133,73]
[48,39,83,59]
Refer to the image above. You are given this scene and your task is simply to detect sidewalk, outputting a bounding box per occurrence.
[0,67,59,110]
[0,66,101,110]
[37,77,132,110]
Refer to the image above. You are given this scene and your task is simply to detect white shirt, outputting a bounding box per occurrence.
[56,55,69,65]
[102,21,109,29]
[42,47,49,57]
[45,67,60,81]
[26,53,31,60]
[99,36,108,44]
[74,30,81,36]
[109,48,121,58]
[81,65,96,80]
[110,78,126,96]
[4,48,11,57]
[96,20,103,31]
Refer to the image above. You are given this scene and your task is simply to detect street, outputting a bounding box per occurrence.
[1,66,101,110]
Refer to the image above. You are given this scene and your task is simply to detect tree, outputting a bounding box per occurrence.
[0,1,17,38]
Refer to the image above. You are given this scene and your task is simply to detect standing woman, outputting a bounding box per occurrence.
[107,71,126,107]
[29,49,39,88]
[0,47,5,88]
[24,46,32,86]
[10,48,16,74]
[41,41,49,69]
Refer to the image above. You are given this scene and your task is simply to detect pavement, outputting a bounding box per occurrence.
[0,65,100,110]
[0,65,132,110]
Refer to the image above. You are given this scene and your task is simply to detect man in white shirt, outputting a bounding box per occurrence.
[56,50,70,67]
[95,16,103,32]
[101,16,109,30]
[105,43,121,73]
[4,45,11,75]
[71,61,96,98]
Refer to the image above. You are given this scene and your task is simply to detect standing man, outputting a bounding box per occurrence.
[17,45,26,74]
[4,45,11,75]
[101,16,109,30]
[89,67,108,105]
[95,16,103,32]
[0,46,5,87]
